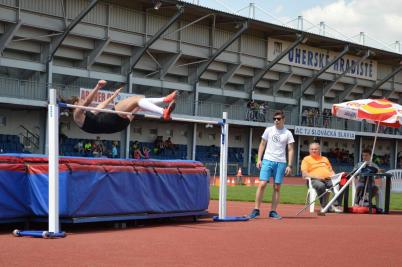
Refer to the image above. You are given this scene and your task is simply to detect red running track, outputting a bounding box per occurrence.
[0,200,401,267]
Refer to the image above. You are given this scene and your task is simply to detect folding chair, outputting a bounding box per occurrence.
[305,177,317,213]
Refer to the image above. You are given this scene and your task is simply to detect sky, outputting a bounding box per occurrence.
[183,0,402,53]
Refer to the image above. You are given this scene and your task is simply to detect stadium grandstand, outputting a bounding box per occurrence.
[0,0,401,177]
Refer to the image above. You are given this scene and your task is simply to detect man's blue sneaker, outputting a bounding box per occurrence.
[269,210,282,220]
[248,209,260,219]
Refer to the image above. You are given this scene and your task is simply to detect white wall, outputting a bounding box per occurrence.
[227,126,248,148]
[0,108,43,139]
[196,125,220,146]
[129,120,190,145]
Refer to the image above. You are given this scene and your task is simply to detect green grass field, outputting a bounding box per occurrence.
[210,185,402,210]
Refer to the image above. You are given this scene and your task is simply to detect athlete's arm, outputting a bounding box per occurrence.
[95,87,122,112]
[81,80,107,107]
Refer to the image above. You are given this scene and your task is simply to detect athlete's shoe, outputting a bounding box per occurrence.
[268,210,282,220]
[162,100,176,120]
[248,209,260,219]
[163,90,178,103]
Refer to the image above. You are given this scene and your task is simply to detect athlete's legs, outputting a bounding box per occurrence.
[140,90,176,105]
[136,98,175,120]
[146,97,165,105]
[114,88,177,120]
[138,98,164,115]
[115,95,176,120]
[114,95,143,114]
[115,88,177,113]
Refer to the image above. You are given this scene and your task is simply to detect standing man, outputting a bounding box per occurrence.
[249,110,294,219]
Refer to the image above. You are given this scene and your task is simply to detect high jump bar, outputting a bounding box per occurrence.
[58,102,223,125]
[43,89,231,237]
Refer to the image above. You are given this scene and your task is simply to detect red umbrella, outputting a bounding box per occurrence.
[332,98,402,158]
[321,98,402,213]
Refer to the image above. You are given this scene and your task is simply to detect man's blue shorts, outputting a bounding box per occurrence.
[259,160,287,184]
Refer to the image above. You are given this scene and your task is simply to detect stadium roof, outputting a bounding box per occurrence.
[108,0,401,65]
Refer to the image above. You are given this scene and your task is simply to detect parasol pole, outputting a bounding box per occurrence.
[370,121,380,162]
[363,121,380,207]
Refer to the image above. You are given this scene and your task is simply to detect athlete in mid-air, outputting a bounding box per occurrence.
[70,80,176,134]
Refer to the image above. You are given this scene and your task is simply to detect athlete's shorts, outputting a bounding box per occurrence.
[81,109,130,134]
[259,159,287,184]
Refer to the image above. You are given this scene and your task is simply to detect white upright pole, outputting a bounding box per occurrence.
[218,112,228,219]
[223,112,229,214]
[48,89,59,233]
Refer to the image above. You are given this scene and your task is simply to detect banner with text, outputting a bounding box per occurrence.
[268,38,377,81]
[294,126,355,140]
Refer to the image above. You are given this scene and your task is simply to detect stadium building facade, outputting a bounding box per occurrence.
[0,0,401,175]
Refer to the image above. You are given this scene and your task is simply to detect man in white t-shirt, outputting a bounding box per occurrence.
[249,110,295,219]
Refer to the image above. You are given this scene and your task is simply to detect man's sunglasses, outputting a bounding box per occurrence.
[273,117,282,121]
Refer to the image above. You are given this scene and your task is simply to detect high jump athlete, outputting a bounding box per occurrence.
[70,80,176,134]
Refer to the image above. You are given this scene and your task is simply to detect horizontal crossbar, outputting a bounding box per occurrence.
[58,102,223,125]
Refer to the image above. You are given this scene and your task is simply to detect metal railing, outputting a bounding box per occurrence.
[19,125,39,149]
[1,76,402,135]
[0,77,47,100]
[243,108,296,125]
[299,114,361,131]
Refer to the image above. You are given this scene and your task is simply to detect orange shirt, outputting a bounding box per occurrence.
[301,155,333,180]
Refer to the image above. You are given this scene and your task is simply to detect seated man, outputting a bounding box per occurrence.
[301,142,342,213]
[352,148,380,207]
